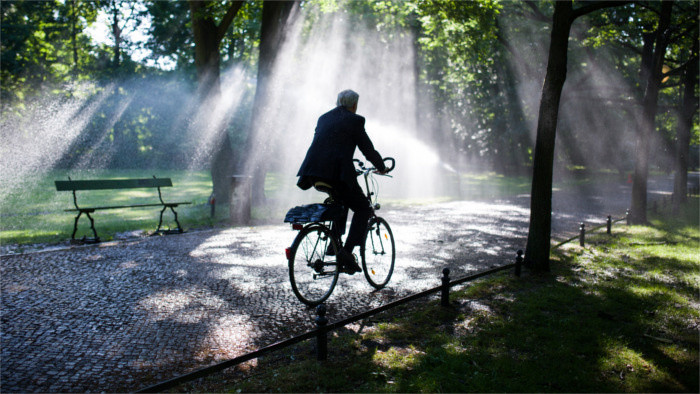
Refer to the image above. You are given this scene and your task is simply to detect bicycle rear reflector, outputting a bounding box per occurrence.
[285,247,293,260]
[292,224,303,230]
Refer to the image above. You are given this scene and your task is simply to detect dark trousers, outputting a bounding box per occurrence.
[327,180,372,252]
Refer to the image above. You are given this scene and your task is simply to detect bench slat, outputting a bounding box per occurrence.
[63,201,192,212]
[55,178,172,191]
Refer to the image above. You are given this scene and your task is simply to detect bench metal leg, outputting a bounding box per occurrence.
[170,206,183,233]
[86,212,99,240]
[154,205,184,235]
[156,206,167,233]
[71,211,100,244]
[71,211,82,240]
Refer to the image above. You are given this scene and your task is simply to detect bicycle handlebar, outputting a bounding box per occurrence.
[383,157,395,172]
[353,157,395,175]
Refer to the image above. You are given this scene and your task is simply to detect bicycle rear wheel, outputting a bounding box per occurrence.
[288,223,340,306]
[361,216,395,289]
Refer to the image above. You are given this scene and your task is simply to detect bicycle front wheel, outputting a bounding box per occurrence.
[288,224,340,306]
[361,216,395,289]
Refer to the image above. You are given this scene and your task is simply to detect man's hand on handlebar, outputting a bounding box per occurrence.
[379,157,395,175]
[354,157,395,175]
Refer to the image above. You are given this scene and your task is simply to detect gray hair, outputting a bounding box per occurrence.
[336,89,359,109]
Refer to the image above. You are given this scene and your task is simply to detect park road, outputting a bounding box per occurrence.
[0,175,679,392]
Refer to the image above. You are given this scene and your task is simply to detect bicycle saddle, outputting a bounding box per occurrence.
[313,181,339,203]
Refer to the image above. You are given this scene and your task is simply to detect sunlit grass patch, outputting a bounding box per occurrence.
[371,345,424,371]
[597,340,691,392]
[457,171,531,199]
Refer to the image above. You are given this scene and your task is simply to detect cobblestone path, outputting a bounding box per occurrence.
[1,177,672,392]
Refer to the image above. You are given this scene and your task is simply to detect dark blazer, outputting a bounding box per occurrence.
[297,106,386,190]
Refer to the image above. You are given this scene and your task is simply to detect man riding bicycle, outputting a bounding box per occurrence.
[296,89,388,274]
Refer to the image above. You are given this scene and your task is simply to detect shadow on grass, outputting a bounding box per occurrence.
[215,248,698,393]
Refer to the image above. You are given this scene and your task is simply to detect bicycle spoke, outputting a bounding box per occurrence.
[361,218,395,289]
[289,225,339,305]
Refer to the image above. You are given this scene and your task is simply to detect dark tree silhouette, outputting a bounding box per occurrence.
[525,1,631,272]
[241,1,298,203]
[673,38,698,209]
[629,1,674,224]
[188,0,245,206]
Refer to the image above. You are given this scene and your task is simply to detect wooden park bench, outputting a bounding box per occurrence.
[55,176,191,243]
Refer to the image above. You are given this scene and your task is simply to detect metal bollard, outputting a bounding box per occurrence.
[579,223,585,247]
[515,249,523,277]
[626,209,630,225]
[441,268,450,307]
[606,215,612,235]
[315,304,328,361]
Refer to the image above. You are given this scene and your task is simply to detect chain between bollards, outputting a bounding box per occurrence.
[441,268,450,307]
[315,304,328,361]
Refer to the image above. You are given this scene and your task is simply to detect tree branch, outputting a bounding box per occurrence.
[572,1,632,21]
[523,1,550,22]
[217,1,245,42]
[664,55,699,78]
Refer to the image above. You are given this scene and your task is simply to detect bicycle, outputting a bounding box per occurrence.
[284,157,396,306]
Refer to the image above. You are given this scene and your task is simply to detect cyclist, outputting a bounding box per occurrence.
[296,89,388,274]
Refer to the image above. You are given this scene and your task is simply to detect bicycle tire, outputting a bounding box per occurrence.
[360,216,395,289]
[288,223,340,306]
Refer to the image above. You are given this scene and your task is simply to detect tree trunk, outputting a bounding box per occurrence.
[673,40,698,210]
[188,0,243,208]
[629,1,673,224]
[524,1,573,272]
[242,1,297,202]
[189,1,221,95]
[110,0,121,68]
[71,0,78,70]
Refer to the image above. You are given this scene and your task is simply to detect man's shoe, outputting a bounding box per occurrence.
[337,248,361,274]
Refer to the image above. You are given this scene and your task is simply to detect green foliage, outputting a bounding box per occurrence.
[142,0,262,72]
[413,0,538,171]
[564,1,700,171]
[141,0,195,72]
[1,0,98,104]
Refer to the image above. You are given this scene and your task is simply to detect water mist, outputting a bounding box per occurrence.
[242,7,460,213]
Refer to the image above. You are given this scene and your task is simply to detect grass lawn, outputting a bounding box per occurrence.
[182,198,699,393]
[0,170,217,246]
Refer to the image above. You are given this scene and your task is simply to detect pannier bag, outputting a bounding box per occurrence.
[284,203,344,224]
